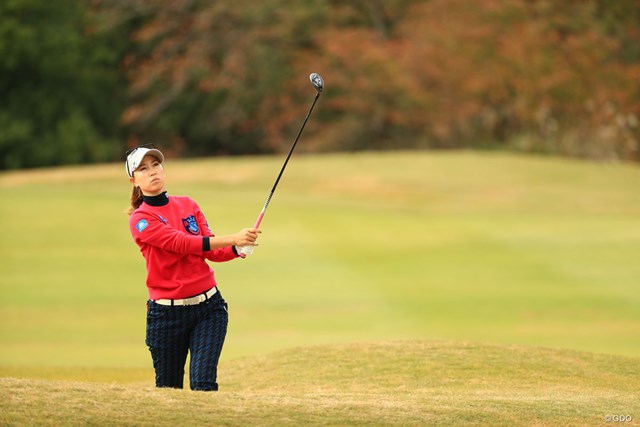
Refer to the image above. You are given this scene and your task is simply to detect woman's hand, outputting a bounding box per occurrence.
[233,228,261,247]
[234,228,261,258]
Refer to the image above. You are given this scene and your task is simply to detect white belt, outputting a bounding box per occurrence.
[153,287,217,306]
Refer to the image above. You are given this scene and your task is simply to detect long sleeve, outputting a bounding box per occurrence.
[194,203,239,262]
[130,212,203,254]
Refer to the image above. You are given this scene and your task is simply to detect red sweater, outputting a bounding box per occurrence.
[129,193,239,300]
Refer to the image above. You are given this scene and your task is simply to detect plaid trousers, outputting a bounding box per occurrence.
[145,289,228,391]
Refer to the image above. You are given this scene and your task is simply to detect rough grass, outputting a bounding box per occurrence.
[1,341,638,426]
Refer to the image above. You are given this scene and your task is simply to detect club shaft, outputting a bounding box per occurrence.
[253,92,321,229]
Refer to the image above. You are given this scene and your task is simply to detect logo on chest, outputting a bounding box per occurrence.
[182,215,199,235]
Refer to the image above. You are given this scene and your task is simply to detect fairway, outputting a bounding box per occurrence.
[1,151,639,424]
[1,151,639,368]
[2,151,639,366]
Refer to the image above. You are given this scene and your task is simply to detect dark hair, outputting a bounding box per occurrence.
[127,185,143,215]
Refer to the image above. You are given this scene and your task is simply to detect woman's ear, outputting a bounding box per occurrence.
[129,176,136,186]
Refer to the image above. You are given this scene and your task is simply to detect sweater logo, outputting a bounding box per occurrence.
[182,215,199,235]
[136,219,149,232]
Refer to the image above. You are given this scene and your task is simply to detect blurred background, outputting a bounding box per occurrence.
[1,0,639,375]
[1,0,639,168]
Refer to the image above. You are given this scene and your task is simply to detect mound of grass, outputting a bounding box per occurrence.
[1,341,638,426]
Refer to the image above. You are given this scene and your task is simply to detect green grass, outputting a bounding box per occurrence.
[1,151,639,367]
[1,341,638,426]
[1,151,639,424]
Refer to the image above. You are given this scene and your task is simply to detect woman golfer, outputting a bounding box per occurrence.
[126,144,259,391]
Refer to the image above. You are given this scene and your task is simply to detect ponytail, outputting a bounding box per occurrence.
[127,186,144,215]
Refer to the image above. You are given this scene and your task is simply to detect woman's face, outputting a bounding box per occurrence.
[130,155,166,196]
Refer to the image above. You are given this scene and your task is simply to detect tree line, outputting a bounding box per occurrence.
[1,0,638,169]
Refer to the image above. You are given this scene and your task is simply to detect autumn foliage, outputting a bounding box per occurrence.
[1,0,639,168]
[104,0,639,161]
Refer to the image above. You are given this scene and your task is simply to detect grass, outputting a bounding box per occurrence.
[1,341,638,426]
[0,150,639,424]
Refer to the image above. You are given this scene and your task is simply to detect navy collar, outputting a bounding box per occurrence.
[143,191,169,207]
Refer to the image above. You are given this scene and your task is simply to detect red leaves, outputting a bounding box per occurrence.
[107,0,640,159]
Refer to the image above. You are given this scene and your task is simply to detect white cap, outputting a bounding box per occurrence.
[125,147,164,177]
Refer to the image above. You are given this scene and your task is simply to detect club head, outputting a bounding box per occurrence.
[309,73,324,93]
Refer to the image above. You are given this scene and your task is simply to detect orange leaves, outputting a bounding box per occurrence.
[104,0,640,159]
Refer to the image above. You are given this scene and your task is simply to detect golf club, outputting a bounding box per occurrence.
[237,73,324,257]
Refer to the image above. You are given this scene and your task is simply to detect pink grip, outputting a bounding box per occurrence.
[253,211,265,229]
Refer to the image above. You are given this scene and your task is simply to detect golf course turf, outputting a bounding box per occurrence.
[1,151,638,425]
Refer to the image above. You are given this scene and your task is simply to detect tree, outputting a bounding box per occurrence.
[0,0,126,169]
[102,0,328,156]
[4,0,638,167]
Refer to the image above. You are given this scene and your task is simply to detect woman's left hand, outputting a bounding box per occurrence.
[233,228,261,247]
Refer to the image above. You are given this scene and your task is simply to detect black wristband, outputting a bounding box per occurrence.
[202,237,211,251]
[232,245,239,256]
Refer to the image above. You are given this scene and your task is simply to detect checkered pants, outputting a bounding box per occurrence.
[145,289,228,391]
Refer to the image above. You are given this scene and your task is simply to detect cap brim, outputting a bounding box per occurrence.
[126,147,165,177]
[143,149,164,163]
